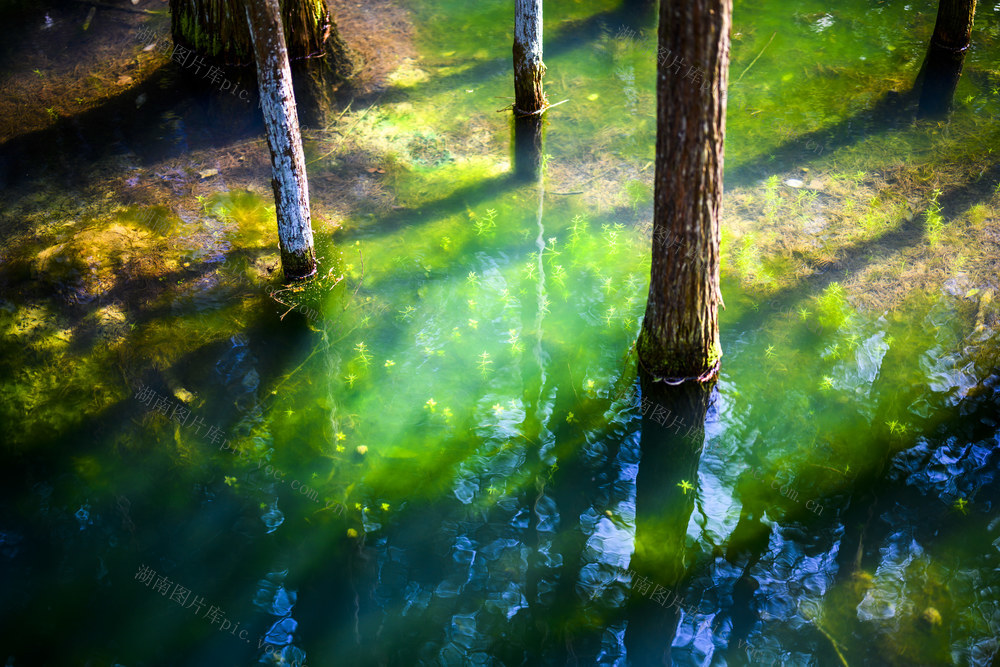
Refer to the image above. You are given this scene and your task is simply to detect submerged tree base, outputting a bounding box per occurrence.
[636,330,722,384]
[917,43,967,118]
[512,114,544,182]
[281,247,319,282]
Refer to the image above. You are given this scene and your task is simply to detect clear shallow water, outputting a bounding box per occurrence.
[1,0,1000,665]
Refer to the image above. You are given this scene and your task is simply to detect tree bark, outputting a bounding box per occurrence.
[918,0,977,117]
[246,0,318,282]
[169,0,353,124]
[930,0,977,49]
[171,0,335,64]
[513,0,545,179]
[513,0,546,114]
[637,0,731,382]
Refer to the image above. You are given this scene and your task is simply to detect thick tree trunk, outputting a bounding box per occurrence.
[513,0,545,179]
[171,0,333,64]
[930,0,977,49]
[637,0,731,382]
[169,0,353,125]
[246,0,318,282]
[918,0,977,117]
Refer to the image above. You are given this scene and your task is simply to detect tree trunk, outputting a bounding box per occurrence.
[171,0,334,64]
[513,0,545,114]
[246,0,318,282]
[513,0,545,179]
[637,0,731,382]
[918,0,977,117]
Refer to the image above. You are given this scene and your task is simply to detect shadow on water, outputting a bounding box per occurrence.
[0,307,331,664]
[624,375,715,664]
[3,0,1000,663]
[353,171,524,239]
[0,61,261,193]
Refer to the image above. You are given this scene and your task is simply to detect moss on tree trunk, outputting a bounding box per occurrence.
[169,0,354,125]
[170,0,334,64]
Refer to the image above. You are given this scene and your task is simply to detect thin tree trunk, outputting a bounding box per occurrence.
[246,0,317,282]
[637,0,731,382]
[513,0,545,114]
[513,0,545,179]
[918,0,977,117]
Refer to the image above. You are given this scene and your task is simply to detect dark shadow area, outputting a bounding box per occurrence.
[350,171,524,238]
[725,87,921,189]
[623,375,714,664]
[0,61,263,192]
[0,303,322,664]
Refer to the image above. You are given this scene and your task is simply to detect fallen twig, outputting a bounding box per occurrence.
[307,95,382,166]
[498,98,570,116]
[735,31,777,84]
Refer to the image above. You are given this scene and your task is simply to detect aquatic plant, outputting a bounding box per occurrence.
[354,341,371,364]
[499,288,517,309]
[523,257,538,280]
[552,264,567,287]
[569,214,586,247]
[924,188,944,246]
[812,282,851,331]
[472,207,497,236]
[600,223,622,253]
[477,351,493,376]
[624,179,651,209]
[507,329,523,353]
[763,175,780,221]
[733,232,763,284]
